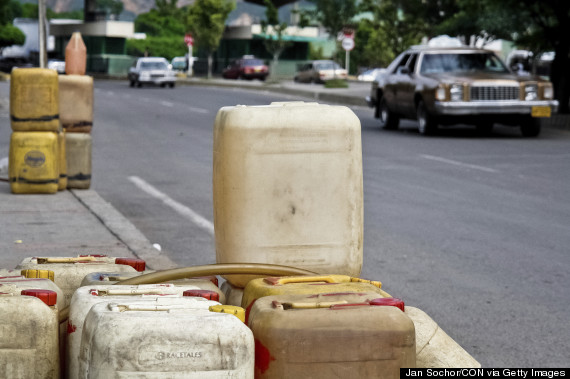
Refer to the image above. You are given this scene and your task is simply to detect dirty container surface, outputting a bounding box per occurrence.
[10,68,59,132]
[405,306,481,368]
[241,275,390,317]
[67,284,219,379]
[65,133,92,189]
[221,280,244,307]
[9,131,59,194]
[214,102,363,287]
[0,294,60,378]
[79,272,225,303]
[16,255,142,306]
[59,75,93,133]
[248,292,415,378]
[78,300,254,378]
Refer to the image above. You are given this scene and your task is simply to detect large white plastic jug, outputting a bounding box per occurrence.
[0,291,60,378]
[67,284,219,379]
[16,255,144,306]
[78,300,254,378]
[213,102,363,287]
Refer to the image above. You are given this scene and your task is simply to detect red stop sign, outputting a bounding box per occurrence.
[184,34,194,47]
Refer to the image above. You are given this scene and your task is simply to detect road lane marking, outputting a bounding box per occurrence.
[420,154,498,173]
[187,106,209,114]
[128,176,214,235]
[161,101,174,107]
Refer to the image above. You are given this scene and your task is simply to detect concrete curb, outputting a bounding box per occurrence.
[175,78,369,107]
[70,189,179,270]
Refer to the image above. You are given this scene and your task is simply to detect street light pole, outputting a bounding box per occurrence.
[38,0,47,68]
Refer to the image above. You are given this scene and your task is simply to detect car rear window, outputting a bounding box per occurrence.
[420,53,508,74]
[140,61,168,70]
[243,59,264,66]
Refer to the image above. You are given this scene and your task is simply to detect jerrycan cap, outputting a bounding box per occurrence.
[115,258,146,272]
[21,289,57,306]
[209,305,246,323]
[183,289,220,302]
[370,298,405,312]
[21,269,55,281]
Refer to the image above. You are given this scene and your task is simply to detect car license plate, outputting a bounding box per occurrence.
[255,68,261,72]
[531,106,551,118]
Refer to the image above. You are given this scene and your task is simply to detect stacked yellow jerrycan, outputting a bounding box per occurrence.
[9,68,60,194]
[60,32,93,189]
[213,102,364,288]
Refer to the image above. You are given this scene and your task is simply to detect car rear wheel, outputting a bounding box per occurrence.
[379,97,399,130]
[129,80,135,88]
[520,117,541,137]
[169,82,175,88]
[417,100,437,135]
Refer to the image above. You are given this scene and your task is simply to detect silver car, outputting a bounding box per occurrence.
[128,57,176,88]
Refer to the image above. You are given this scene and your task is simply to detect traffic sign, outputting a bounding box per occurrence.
[184,34,194,47]
[342,37,355,51]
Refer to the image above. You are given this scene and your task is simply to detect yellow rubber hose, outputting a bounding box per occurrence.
[58,263,317,323]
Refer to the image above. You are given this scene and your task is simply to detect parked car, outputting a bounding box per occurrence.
[357,68,385,82]
[366,46,559,137]
[128,57,176,88]
[48,59,66,74]
[171,56,187,72]
[0,56,33,73]
[294,60,348,83]
[222,56,269,80]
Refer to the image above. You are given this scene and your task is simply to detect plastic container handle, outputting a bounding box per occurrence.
[264,275,343,286]
[275,300,349,310]
[92,288,179,296]
[36,257,97,264]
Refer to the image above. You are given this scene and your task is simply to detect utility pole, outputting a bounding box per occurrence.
[38,0,47,68]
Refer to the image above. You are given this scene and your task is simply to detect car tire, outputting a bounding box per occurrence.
[520,117,541,137]
[379,97,399,130]
[169,82,175,88]
[417,100,437,135]
[136,81,142,88]
[160,83,166,88]
[476,121,494,136]
[129,80,135,88]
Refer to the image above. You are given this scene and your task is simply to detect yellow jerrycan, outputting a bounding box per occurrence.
[10,68,59,132]
[9,131,59,194]
[247,292,415,378]
[213,102,363,288]
[58,130,67,190]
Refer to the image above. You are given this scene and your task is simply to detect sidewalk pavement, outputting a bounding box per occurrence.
[0,168,177,272]
[1,76,569,274]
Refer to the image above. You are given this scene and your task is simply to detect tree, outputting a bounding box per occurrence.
[261,0,291,78]
[185,0,235,79]
[360,0,428,67]
[0,0,25,50]
[96,0,124,19]
[128,0,187,60]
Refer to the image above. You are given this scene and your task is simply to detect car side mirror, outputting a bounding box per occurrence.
[397,67,410,75]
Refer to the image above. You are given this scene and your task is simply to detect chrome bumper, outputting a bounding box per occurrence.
[434,100,559,116]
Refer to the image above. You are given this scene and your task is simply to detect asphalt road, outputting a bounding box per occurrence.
[1,80,569,367]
